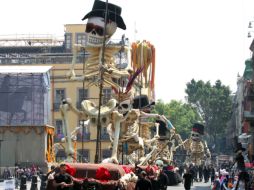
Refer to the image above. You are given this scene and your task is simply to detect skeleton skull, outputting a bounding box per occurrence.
[118,99,132,115]
[191,130,201,141]
[85,17,117,46]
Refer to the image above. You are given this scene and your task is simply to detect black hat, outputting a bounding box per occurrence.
[155,119,168,137]
[192,123,204,135]
[82,0,126,30]
[132,95,155,110]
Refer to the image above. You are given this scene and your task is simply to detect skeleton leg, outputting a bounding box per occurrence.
[60,101,75,159]
[139,146,157,166]
[111,111,123,163]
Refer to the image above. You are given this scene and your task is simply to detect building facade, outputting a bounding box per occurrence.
[228,58,254,162]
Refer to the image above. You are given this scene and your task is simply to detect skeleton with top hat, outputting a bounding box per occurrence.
[182,123,211,166]
[66,0,131,89]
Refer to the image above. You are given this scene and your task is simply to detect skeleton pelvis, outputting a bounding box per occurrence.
[81,99,116,126]
[82,99,117,116]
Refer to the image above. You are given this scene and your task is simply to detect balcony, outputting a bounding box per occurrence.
[244,81,254,100]
[244,111,254,121]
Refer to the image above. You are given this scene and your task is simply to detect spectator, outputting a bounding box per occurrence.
[198,165,203,182]
[53,163,73,190]
[183,168,192,190]
[135,171,153,190]
[157,167,169,190]
[210,165,215,184]
[212,172,220,190]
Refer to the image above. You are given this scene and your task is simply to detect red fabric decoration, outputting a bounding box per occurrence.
[65,164,76,176]
[153,165,159,171]
[95,167,111,181]
[122,166,132,174]
[166,166,174,171]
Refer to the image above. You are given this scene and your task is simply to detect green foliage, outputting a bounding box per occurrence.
[154,99,200,139]
[185,79,232,151]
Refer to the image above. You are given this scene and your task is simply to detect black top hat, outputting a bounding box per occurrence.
[192,123,205,135]
[82,0,126,30]
[132,95,155,109]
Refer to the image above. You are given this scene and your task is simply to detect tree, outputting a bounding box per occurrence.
[154,99,200,139]
[185,79,232,152]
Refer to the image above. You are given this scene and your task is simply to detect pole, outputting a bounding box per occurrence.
[81,121,84,162]
[119,34,125,165]
[0,140,2,175]
[95,0,109,163]
[81,39,86,163]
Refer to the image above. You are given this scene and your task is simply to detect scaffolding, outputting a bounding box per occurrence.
[0,34,64,47]
[0,66,51,126]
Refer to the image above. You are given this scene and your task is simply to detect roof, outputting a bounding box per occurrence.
[0,66,52,73]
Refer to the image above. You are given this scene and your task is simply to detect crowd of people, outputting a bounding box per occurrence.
[134,161,181,190]
[1,165,43,180]
[179,162,254,190]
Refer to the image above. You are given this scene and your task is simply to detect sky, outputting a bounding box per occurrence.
[1,0,254,102]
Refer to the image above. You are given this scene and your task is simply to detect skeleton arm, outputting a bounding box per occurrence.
[182,138,191,151]
[59,98,88,158]
[66,44,86,81]
[143,122,160,147]
[172,133,185,150]
[204,141,211,158]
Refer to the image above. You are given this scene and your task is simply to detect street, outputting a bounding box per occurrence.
[167,181,211,190]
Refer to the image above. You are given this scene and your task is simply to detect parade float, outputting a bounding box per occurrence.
[46,0,187,189]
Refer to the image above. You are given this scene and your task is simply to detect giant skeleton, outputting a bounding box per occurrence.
[182,123,211,166]
[56,0,183,164]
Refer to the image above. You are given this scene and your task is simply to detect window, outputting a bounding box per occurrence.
[112,77,129,87]
[56,149,66,162]
[77,120,90,141]
[78,120,90,134]
[65,33,72,52]
[78,149,89,162]
[102,149,112,159]
[101,127,109,140]
[76,33,86,45]
[102,88,111,104]
[55,120,63,135]
[77,88,88,108]
[54,89,65,111]
[54,120,64,142]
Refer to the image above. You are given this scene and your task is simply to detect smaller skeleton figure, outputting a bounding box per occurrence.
[106,90,163,164]
[140,116,184,166]
[183,123,211,166]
